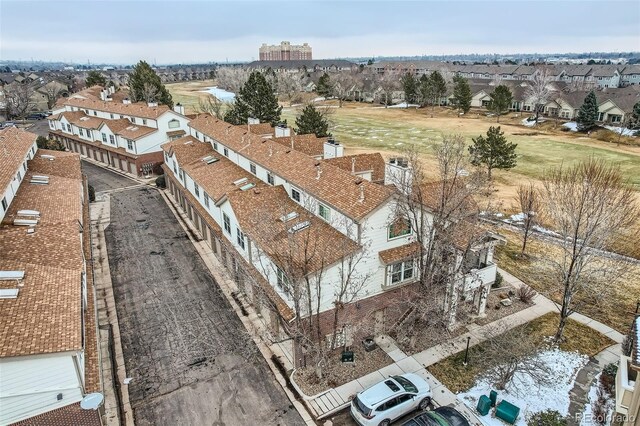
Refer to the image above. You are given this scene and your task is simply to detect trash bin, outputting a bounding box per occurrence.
[476,395,491,416]
[489,390,498,407]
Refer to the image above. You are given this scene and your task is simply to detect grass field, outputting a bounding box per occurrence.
[166,80,217,113]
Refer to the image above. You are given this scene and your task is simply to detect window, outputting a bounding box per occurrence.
[127,140,134,151]
[196,132,200,139]
[93,110,97,116]
[164,151,169,161]
[194,182,200,197]
[267,173,275,185]
[102,133,107,143]
[143,119,147,125]
[79,128,84,136]
[250,163,257,175]
[276,266,290,296]
[1,197,7,212]
[23,161,27,172]
[213,142,218,151]
[387,259,416,286]
[86,130,92,139]
[236,227,245,250]
[179,168,184,181]
[223,148,229,157]
[388,218,411,239]
[131,117,136,124]
[318,204,330,221]
[168,119,180,129]
[291,188,301,203]
[110,113,114,119]
[223,213,231,234]
[204,192,210,208]
[173,163,177,174]
[109,135,115,145]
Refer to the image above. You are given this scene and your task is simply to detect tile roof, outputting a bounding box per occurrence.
[63,96,172,119]
[61,111,105,129]
[228,185,360,277]
[11,402,101,426]
[272,134,327,158]
[0,127,36,195]
[323,153,386,183]
[235,123,274,136]
[189,114,394,220]
[379,242,420,264]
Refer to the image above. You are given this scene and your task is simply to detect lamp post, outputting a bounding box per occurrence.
[463,336,471,366]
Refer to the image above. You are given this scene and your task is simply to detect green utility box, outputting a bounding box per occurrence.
[476,395,492,416]
[496,400,520,424]
[489,390,498,407]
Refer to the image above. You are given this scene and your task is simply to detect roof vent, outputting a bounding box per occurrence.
[80,117,90,121]
[0,289,19,299]
[0,271,25,280]
[288,221,310,234]
[202,155,219,164]
[233,177,248,186]
[30,175,49,185]
[280,212,299,222]
[40,154,55,160]
[17,210,40,218]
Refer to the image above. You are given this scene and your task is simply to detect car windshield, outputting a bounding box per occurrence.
[353,396,371,417]
[393,375,418,393]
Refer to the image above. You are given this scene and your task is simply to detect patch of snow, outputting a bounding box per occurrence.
[508,213,526,223]
[532,225,561,238]
[521,118,537,127]
[388,102,420,108]
[312,97,326,102]
[581,373,614,426]
[395,142,403,145]
[459,349,588,426]
[494,213,504,218]
[563,122,579,132]
[604,125,636,136]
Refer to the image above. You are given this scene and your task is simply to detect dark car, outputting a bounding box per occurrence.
[402,406,470,426]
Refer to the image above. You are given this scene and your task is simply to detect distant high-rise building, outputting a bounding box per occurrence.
[259,41,312,61]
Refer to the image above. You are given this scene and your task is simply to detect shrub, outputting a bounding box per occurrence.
[155,175,166,188]
[88,184,95,202]
[527,410,568,426]
[493,271,504,288]
[517,285,537,304]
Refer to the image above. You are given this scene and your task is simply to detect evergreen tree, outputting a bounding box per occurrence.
[316,73,332,97]
[128,60,173,107]
[419,74,433,106]
[469,126,518,179]
[452,75,472,113]
[628,101,640,135]
[576,91,598,131]
[488,85,513,122]
[85,70,106,87]
[428,70,447,107]
[401,72,418,106]
[295,104,331,137]
[224,71,282,125]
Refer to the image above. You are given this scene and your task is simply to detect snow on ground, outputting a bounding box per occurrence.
[312,97,326,102]
[604,125,636,136]
[388,102,420,108]
[521,118,537,127]
[580,373,615,426]
[459,349,588,426]
[563,122,579,132]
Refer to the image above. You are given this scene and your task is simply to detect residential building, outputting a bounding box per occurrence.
[615,316,639,425]
[161,115,503,367]
[0,127,100,425]
[259,41,312,61]
[245,59,357,74]
[47,85,190,176]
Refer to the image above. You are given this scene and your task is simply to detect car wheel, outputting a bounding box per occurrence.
[419,397,432,410]
[379,420,391,426]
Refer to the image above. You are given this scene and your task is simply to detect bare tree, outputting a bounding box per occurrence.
[516,181,541,255]
[276,73,303,106]
[42,82,65,109]
[197,94,225,119]
[524,67,554,123]
[141,81,160,103]
[478,321,552,391]
[4,83,35,119]
[215,67,250,93]
[542,158,640,341]
[376,73,399,107]
[331,73,356,107]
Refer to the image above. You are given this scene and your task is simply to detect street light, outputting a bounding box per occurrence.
[463,336,471,366]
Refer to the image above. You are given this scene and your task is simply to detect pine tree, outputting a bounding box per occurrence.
[419,74,432,106]
[128,60,173,107]
[85,70,106,87]
[429,70,447,107]
[401,72,418,106]
[224,71,282,125]
[316,73,332,97]
[576,91,598,131]
[628,101,640,135]
[488,85,513,122]
[295,104,331,137]
[452,75,472,113]
[469,126,518,179]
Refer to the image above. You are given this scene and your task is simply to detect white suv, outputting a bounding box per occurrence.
[350,373,432,426]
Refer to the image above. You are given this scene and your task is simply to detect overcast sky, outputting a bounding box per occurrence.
[1,0,639,64]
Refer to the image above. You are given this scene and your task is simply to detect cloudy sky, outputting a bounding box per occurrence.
[1,0,639,64]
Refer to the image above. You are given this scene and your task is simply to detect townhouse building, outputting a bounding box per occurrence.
[161,115,503,366]
[615,315,639,425]
[0,127,100,425]
[47,86,190,176]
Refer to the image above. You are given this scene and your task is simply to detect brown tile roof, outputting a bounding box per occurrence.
[236,122,274,136]
[323,153,386,183]
[62,111,105,130]
[416,179,479,215]
[189,114,394,220]
[166,129,186,137]
[116,123,156,140]
[98,117,133,133]
[29,150,83,180]
[379,242,420,264]
[0,127,36,195]
[272,134,327,158]
[11,402,101,426]
[161,135,215,166]
[228,185,360,276]
[63,96,172,119]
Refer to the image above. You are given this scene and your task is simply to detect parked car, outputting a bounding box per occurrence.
[351,374,432,426]
[402,406,470,426]
[26,113,47,120]
[1,122,16,128]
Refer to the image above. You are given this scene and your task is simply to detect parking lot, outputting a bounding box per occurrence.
[85,163,304,426]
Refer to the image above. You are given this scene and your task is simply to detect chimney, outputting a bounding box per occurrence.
[351,157,356,174]
[275,124,290,138]
[148,101,158,107]
[316,164,322,180]
[122,98,131,104]
[100,90,107,101]
[173,103,185,115]
[323,138,344,159]
[384,157,414,192]
[247,117,260,125]
[290,136,294,149]
[109,85,115,95]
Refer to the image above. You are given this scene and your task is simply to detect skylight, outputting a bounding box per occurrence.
[30,175,49,185]
[0,271,25,280]
[240,183,255,191]
[288,221,310,234]
[17,210,40,218]
[80,117,90,121]
[40,154,55,160]
[202,155,219,165]
[280,212,299,222]
[13,218,39,226]
[0,289,19,299]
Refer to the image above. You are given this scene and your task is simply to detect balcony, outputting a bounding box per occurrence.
[615,355,637,415]
[463,261,497,291]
